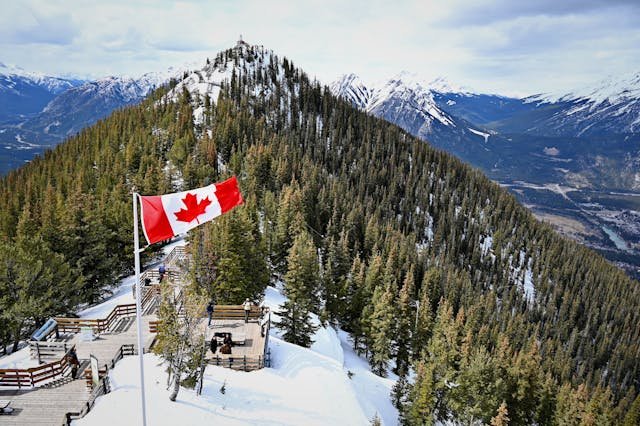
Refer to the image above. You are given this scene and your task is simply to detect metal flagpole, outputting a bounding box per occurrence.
[132,192,148,426]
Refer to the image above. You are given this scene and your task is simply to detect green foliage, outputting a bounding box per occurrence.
[276,230,320,347]
[368,283,395,377]
[189,206,268,304]
[622,395,640,426]
[153,282,207,401]
[0,43,638,421]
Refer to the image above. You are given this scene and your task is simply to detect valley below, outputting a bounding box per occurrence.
[502,181,640,278]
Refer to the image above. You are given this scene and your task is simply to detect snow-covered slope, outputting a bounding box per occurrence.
[0,66,184,174]
[0,62,81,96]
[74,286,398,426]
[522,71,640,136]
[166,41,289,128]
[331,72,497,156]
[330,73,371,109]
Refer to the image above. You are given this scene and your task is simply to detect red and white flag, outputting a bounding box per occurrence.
[139,176,243,245]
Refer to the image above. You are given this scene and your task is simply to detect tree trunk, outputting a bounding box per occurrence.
[169,372,180,401]
[11,322,23,352]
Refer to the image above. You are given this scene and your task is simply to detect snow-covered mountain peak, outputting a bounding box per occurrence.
[530,71,640,105]
[0,62,81,95]
[330,73,371,108]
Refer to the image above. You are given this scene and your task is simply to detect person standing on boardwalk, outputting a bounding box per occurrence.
[66,347,80,379]
[158,263,166,282]
[209,337,217,354]
[206,301,215,326]
[243,298,252,323]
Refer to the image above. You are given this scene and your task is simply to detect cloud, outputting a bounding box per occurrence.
[3,6,79,45]
[0,0,638,96]
[441,0,640,26]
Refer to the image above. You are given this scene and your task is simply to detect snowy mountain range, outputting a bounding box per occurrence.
[1,46,638,275]
[0,62,84,119]
[0,66,183,174]
[331,71,640,191]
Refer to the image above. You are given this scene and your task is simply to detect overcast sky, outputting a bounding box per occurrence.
[1,0,639,96]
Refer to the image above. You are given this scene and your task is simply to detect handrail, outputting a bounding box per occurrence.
[55,304,138,334]
[208,355,265,371]
[0,345,75,388]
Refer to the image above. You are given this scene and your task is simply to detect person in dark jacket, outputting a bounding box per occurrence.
[66,347,80,379]
[223,333,232,347]
[220,343,232,354]
[206,301,214,326]
[209,337,218,354]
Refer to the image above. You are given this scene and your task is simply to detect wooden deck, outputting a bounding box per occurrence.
[0,379,88,425]
[205,318,266,358]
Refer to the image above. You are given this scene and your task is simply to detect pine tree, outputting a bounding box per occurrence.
[490,401,510,426]
[193,206,268,303]
[368,283,395,377]
[394,271,414,376]
[412,285,433,360]
[407,360,436,426]
[622,395,640,426]
[276,230,319,347]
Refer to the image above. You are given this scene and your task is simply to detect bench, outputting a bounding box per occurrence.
[212,332,246,345]
[0,400,14,415]
[232,333,246,345]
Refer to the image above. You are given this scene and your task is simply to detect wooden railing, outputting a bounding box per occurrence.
[140,284,161,314]
[55,304,137,334]
[208,355,266,372]
[65,344,135,425]
[29,341,72,363]
[212,305,267,320]
[165,245,188,268]
[263,312,271,368]
[0,346,75,388]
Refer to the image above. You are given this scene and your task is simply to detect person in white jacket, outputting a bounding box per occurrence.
[243,298,252,323]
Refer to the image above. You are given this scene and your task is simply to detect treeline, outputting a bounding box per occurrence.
[0,44,639,423]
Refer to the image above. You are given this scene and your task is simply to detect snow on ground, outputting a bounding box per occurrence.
[75,285,399,425]
[0,344,39,369]
[468,128,490,143]
[523,259,535,304]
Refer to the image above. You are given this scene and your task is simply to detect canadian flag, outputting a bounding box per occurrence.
[139,176,243,245]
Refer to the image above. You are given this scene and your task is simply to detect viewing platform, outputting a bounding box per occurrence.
[203,305,271,371]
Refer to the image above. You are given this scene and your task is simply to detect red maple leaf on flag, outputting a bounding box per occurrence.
[174,192,212,224]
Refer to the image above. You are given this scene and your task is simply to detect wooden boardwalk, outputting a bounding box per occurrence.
[0,316,157,425]
[0,379,88,425]
[70,314,157,368]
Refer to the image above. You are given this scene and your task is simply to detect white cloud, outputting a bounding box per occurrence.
[0,0,638,95]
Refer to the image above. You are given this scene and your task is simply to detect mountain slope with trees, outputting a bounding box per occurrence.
[0,43,639,423]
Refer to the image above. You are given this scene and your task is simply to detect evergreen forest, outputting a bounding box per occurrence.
[0,44,639,424]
